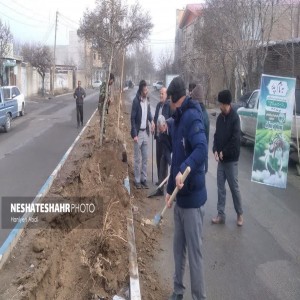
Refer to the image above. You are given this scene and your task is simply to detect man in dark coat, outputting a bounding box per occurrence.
[73,81,86,128]
[153,87,172,185]
[212,89,244,226]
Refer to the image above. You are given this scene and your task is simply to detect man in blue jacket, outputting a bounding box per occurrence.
[131,80,155,189]
[166,76,207,300]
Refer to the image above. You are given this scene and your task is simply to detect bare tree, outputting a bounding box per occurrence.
[0,19,13,86]
[78,0,153,146]
[196,0,288,100]
[157,48,174,82]
[21,43,52,96]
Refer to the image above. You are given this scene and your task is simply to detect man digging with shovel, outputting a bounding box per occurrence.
[165,76,208,300]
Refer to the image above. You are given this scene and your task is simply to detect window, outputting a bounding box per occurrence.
[248,91,259,109]
[3,88,11,100]
[12,87,20,97]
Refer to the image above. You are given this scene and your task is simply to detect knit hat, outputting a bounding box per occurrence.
[218,89,232,104]
[191,84,204,103]
[167,76,186,103]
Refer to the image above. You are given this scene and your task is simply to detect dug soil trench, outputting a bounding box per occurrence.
[0,97,168,299]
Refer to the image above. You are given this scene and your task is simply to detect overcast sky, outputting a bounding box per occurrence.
[0,0,203,64]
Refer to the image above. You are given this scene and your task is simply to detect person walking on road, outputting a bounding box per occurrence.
[130,80,155,189]
[191,84,210,173]
[165,76,207,300]
[73,81,86,128]
[153,87,172,185]
[212,89,244,226]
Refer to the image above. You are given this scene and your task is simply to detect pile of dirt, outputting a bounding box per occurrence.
[0,97,168,300]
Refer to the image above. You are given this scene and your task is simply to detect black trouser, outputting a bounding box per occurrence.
[76,104,83,125]
[156,139,163,182]
[159,154,169,185]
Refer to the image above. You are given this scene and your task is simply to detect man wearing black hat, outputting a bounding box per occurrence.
[212,89,244,226]
[165,76,207,300]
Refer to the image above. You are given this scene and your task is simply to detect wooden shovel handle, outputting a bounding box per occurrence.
[168,166,191,203]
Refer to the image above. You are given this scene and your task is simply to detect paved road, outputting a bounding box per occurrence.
[0,89,99,246]
[124,87,300,300]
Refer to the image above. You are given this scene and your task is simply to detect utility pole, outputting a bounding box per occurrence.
[52,11,58,95]
[296,1,300,38]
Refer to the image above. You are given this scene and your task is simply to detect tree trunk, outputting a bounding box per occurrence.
[100,44,114,146]
[42,74,45,97]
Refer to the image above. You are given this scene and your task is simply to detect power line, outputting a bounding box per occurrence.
[59,17,78,30]
[0,1,50,25]
[0,10,50,28]
[59,13,79,26]
[42,23,55,44]
[11,0,48,17]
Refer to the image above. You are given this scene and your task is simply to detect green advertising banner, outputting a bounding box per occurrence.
[251,74,296,188]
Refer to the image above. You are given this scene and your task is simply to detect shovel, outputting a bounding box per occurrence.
[147,175,169,198]
[152,166,191,226]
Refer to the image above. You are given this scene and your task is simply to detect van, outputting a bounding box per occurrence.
[0,87,18,132]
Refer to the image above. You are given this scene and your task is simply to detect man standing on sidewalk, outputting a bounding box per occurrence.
[130,80,155,189]
[166,76,207,300]
[73,81,86,128]
[212,89,244,226]
[153,87,172,185]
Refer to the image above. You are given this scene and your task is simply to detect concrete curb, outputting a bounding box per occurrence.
[124,163,141,299]
[0,109,98,269]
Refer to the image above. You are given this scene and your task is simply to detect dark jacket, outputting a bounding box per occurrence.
[199,102,210,173]
[130,91,153,138]
[213,107,241,162]
[74,87,86,105]
[159,118,173,165]
[154,99,172,139]
[167,97,208,208]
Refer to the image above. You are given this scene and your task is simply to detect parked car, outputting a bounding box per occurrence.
[153,81,163,91]
[1,86,25,116]
[124,80,134,89]
[232,91,253,111]
[237,89,300,158]
[92,80,102,89]
[0,87,18,132]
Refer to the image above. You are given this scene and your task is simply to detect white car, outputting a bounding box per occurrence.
[237,89,300,160]
[153,81,164,91]
[92,80,102,89]
[1,86,25,116]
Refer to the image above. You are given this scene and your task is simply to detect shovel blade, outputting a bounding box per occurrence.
[152,213,161,226]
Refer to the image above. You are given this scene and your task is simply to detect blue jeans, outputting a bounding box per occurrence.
[217,161,243,219]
